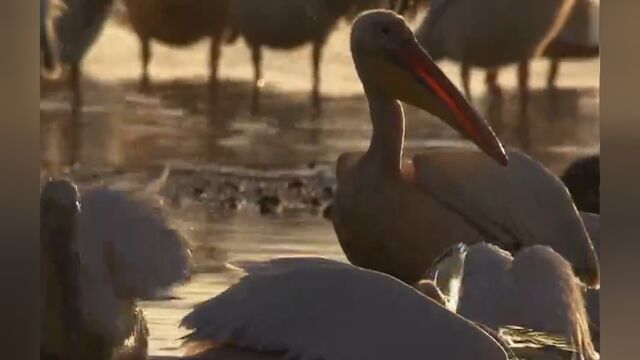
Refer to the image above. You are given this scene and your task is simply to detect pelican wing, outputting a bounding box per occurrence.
[458,244,598,360]
[181,257,507,360]
[413,149,593,258]
[78,187,192,300]
[456,243,513,328]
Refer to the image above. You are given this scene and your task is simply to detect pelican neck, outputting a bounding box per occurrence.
[364,89,405,174]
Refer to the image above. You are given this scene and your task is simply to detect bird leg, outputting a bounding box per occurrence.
[139,37,151,92]
[485,68,502,98]
[70,63,82,125]
[250,45,263,115]
[311,40,324,116]
[208,33,222,117]
[547,59,559,89]
[460,63,472,100]
[517,60,530,116]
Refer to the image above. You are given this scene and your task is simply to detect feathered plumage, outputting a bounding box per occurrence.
[181,257,508,360]
[443,243,599,360]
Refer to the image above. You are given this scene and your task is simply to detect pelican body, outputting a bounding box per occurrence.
[416,0,576,106]
[228,0,383,115]
[180,257,509,360]
[332,11,599,288]
[122,0,230,99]
[40,179,192,360]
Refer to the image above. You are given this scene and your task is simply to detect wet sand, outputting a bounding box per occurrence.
[41,13,599,357]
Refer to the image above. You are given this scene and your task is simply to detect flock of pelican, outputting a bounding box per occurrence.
[40,0,598,119]
[41,2,601,360]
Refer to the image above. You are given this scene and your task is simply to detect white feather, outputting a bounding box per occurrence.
[455,243,599,360]
[181,257,508,360]
[76,187,191,340]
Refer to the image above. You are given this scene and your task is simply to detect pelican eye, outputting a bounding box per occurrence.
[381,27,390,35]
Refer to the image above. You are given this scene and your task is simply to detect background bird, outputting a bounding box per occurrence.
[483,0,600,94]
[51,0,115,121]
[227,0,385,115]
[121,0,231,116]
[41,0,57,73]
[415,0,577,112]
[542,0,600,88]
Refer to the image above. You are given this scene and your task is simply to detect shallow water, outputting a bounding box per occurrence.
[40,14,599,356]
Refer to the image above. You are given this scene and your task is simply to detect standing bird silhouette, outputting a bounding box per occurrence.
[122,0,231,111]
[415,0,576,112]
[227,0,385,115]
[51,0,115,122]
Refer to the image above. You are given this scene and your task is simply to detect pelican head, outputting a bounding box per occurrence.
[350,10,508,166]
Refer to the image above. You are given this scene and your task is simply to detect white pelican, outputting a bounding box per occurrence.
[227,0,384,115]
[40,178,192,360]
[179,257,510,360]
[122,0,230,100]
[433,242,598,360]
[542,0,599,88]
[331,10,599,289]
[484,0,600,93]
[50,0,115,120]
[415,0,576,109]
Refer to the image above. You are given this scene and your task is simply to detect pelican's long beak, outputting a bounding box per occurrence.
[384,39,508,166]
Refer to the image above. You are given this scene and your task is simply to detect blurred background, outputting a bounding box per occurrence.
[40,0,599,356]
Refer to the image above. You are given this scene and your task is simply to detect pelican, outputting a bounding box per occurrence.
[179,257,510,360]
[40,178,192,360]
[542,0,599,88]
[227,0,384,115]
[51,0,115,120]
[484,0,600,93]
[415,0,576,109]
[433,243,599,360]
[122,0,230,99]
[332,10,599,290]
